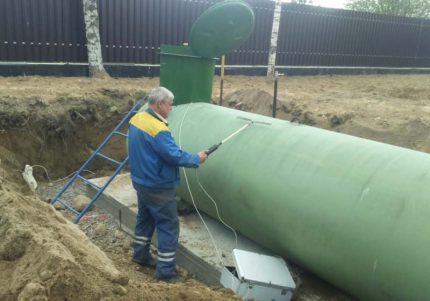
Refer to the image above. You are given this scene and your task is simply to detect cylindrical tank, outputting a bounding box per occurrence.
[168,103,430,301]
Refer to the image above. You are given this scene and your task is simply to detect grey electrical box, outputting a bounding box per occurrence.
[220,249,296,301]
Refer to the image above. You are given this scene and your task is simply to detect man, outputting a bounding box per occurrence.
[128,87,208,282]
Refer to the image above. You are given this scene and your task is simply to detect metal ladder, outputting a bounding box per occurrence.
[51,99,143,223]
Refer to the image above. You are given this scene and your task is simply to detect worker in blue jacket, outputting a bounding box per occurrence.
[128,87,208,282]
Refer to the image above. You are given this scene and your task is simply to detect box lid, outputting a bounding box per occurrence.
[232,249,296,289]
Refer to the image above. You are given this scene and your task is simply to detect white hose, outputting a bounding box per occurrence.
[178,104,239,266]
[178,104,223,265]
[31,164,95,183]
[195,169,238,248]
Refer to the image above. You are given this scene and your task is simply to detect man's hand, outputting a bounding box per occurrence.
[198,151,208,163]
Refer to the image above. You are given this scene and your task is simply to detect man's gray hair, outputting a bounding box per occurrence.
[147,87,174,105]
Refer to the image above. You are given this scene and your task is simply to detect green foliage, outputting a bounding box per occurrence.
[346,0,430,18]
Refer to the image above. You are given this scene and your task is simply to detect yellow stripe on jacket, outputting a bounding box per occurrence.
[130,111,170,138]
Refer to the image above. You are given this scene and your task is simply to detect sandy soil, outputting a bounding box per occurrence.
[1,74,430,300]
[0,178,125,301]
[0,174,240,301]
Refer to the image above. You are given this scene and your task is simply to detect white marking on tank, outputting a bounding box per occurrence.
[359,187,370,202]
[372,259,378,280]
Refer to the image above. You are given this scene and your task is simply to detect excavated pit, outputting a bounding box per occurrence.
[1,75,430,300]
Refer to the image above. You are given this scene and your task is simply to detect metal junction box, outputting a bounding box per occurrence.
[220,249,296,301]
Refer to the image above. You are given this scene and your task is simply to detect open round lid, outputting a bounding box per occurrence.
[189,1,255,58]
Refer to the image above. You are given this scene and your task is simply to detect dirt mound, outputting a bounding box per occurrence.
[0,182,128,300]
[222,89,320,126]
[338,118,430,152]
[224,89,274,116]
[0,178,242,301]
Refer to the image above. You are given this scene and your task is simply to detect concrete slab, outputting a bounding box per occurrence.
[88,173,270,286]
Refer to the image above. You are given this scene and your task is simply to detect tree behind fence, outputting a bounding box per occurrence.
[0,0,429,67]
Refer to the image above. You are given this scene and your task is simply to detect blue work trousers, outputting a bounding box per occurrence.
[132,182,179,279]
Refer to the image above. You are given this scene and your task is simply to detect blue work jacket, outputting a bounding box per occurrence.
[128,108,200,189]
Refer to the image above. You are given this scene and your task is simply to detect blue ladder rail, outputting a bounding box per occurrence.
[51,99,143,223]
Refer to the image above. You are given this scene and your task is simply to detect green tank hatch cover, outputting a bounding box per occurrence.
[189,1,255,58]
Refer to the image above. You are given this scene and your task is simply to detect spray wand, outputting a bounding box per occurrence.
[205,117,271,155]
[206,122,252,155]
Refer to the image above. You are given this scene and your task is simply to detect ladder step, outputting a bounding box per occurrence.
[52,99,143,223]
[113,131,128,138]
[57,199,80,216]
[77,175,101,190]
[95,152,121,165]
